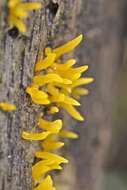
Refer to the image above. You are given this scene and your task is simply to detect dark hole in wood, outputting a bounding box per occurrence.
[8,26,19,39]
[47,1,59,18]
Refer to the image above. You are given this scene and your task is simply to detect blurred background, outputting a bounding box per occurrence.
[55,0,127,189]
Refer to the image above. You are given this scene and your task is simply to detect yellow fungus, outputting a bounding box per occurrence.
[22,131,50,141]
[0,102,16,111]
[55,69,81,81]
[71,77,94,88]
[48,106,59,114]
[53,82,72,93]
[50,93,80,106]
[58,103,84,121]
[72,88,89,96]
[49,93,65,103]
[38,118,62,134]
[35,53,56,71]
[63,95,80,106]
[8,0,20,8]
[62,78,72,84]
[53,34,83,58]
[32,74,63,86]
[8,0,42,32]
[26,86,48,99]
[32,98,51,105]
[32,175,55,190]
[45,47,52,56]
[18,3,42,10]
[32,160,61,181]
[42,140,64,151]
[35,151,69,164]
[26,86,50,104]
[32,164,50,182]
[8,15,26,33]
[55,66,88,81]
[72,65,88,73]
[22,33,94,190]
[47,84,59,95]
[59,130,79,139]
[10,7,29,18]
[52,59,76,71]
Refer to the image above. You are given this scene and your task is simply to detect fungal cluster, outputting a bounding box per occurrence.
[22,35,93,189]
[0,1,94,189]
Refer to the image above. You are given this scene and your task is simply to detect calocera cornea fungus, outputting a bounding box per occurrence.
[7,0,42,33]
[0,102,16,111]
[22,34,94,190]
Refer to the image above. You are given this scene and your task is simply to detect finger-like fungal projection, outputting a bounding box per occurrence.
[7,0,42,33]
[0,102,16,111]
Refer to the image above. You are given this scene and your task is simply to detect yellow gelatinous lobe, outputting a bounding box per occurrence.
[45,47,52,56]
[49,93,65,103]
[59,130,79,139]
[26,86,48,99]
[47,84,59,96]
[26,86,50,104]
[35,53,56,71]
[58,71,80,81]
[72,65,88,73]
[38,118,62,134]
[8,0,42,32]
[32,73,63,86]
[0,102,16,111]
[72,88,89,99]
[42,140,64,151]
[8,15,26,32]
[22,131,50,140]
[35,151,69,164]
[50,93,80,106]
[52,59,76,71]
[32,98,50,105]
[48,106,59,114]
[32,175,55,190]
[32,164,50,181]
[71,77,94,88]
[63,95,80,106]
[53,82,72,93]
[72,88,89,96]
[53,34,83,58]
[18,3,42,10]
[32,160,61,181]
[55,66,88,81]
[62,78,72,84]
[58,103,84,121]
